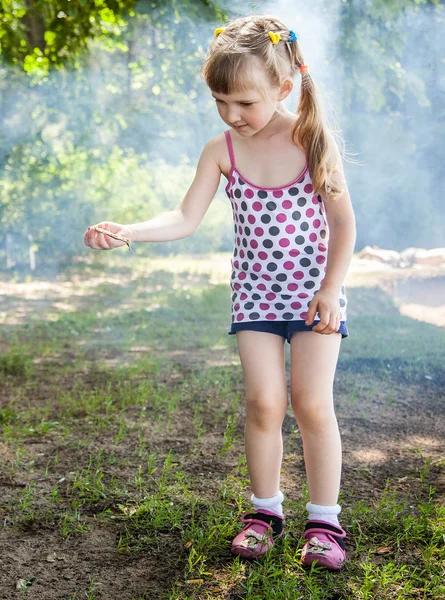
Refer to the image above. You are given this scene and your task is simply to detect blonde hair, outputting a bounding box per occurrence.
[201,14,348,202]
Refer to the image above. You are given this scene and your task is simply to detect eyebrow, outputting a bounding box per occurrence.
[211,93,256,102]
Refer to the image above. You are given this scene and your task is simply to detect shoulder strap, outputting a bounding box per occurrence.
[224,130,236,169]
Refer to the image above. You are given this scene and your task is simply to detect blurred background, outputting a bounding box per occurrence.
[1,0,444,274]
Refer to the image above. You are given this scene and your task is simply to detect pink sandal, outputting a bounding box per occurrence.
[301,520,347,570]
[231,509,284,559]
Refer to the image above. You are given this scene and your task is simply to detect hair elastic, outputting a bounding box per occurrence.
[288,30,297,43]
[300,65,309,73]
[214,27,225,36]
[268,31,281,44]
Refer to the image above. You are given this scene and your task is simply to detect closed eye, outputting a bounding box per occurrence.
[214,99,253,107]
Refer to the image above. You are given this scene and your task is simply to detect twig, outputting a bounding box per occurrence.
[88,226,136,256]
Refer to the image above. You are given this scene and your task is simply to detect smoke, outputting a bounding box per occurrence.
[1,0,444,280]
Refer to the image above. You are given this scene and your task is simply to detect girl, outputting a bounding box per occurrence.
[84,14,356,571]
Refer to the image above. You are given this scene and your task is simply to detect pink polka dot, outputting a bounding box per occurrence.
[248,214,256,224]
[257,283,267,291]
[293,271,304,280]
[234,303,240,311]
[236,313,244,321]
[252,202,263,211]
[235,214,239,222]
[265,292,277,300]
[318,243,327,252]
[291,301,302,309]
[285,224,296,234]
[234,283,241,290]
[284,261,295,270]
[260,303,270,310]
[324,266,327,272]
[316,255,326,264]
[273,190,283,198]
[231,176,236,185]
[279,238,290,248]
[306,208,315,218]
[240,292,248,300]
[282,200,292,209]
[250,240,258,249]
[300,311,308,319]
[312,195,319,205]
[234,260,239,268]
[236,237,240,246]
[304,184,313,194]
[235,203,239,211]
[298,293,309,299]
[258,251,268,260]
[262,274,272,281]
[253,263,262,272]
[309,233,317,242]
[289,249,300,257]
[239,250,244,259]
[266,313,278,320]
[287,283,299,291]
[239,272,246,280]
[244,189,254,199]
[313,219,321,228]
[254,227,264,236]
[277,213,287,223]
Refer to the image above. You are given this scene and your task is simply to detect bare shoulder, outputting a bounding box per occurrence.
[202,131,231,179]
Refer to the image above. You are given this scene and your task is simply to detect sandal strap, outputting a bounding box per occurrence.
[303,521,346,550]
[243,511,284,537]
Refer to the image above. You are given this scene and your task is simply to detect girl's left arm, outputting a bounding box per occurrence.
[318,151,357,295]
[305,148,356,333]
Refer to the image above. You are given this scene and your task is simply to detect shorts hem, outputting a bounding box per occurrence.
[227,320,349,342]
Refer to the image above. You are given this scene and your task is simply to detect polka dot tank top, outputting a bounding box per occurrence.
[224,129,348,329]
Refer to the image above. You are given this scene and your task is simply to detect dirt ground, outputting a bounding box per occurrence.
[0,258,444,599]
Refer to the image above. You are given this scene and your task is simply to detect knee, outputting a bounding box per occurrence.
[245,395,287,431]
[291,395,337,433]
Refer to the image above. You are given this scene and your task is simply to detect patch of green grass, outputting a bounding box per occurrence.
[0,349,34,377]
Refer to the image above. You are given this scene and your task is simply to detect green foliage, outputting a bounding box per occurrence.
[0,0,222,73]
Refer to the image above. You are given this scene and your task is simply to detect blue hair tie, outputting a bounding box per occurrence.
[288,30,297,43]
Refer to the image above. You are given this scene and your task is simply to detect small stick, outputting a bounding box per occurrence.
[88,226,136,256]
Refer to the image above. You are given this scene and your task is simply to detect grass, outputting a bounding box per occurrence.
[0,251,444,599]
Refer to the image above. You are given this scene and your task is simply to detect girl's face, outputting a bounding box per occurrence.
[211,86,280,135]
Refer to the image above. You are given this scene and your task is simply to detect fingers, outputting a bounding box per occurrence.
[84,223,111,250]
[311,311,340,335]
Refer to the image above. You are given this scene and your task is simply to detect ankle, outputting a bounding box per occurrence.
[251,490,284,517]
[306,501,341,526]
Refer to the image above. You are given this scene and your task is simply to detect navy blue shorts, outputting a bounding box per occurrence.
[228,320,349,344]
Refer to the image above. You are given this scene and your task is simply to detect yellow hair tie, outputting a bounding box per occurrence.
[214,27,225,37]
[268,31,281,44]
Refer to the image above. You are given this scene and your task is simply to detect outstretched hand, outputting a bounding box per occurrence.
[305,288,341,335]
[84,222,134,251]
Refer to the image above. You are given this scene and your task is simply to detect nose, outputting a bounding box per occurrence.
[227,106,241,125]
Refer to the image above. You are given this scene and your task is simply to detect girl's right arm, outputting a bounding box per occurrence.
[84,136,222,250]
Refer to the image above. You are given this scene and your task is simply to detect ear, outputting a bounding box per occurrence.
[278,78,293,101]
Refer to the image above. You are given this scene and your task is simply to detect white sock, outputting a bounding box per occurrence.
[306,502,341,526]
[251,490,284,518]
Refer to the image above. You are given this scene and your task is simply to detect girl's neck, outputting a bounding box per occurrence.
[249,105,298,142]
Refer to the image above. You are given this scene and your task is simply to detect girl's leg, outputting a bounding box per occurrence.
[289,331,342,505]
[235,330,288,498]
